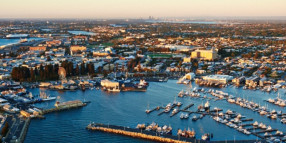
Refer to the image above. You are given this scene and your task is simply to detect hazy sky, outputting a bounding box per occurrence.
[0,0,285,19]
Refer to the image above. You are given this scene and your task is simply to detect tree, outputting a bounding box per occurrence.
[1,122,9,136]
[75,65,80,76]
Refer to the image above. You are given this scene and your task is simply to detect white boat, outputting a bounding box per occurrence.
[227,98,235,103]
[253,121,259,126]
[204,101,210,109]
[271,114,277,119]
[172,109,178,114]
[268,98,275,103]
[42,96,56,101]
[281,118,286,124]
[266,126,272,131]
[184,114,189,119]
[201,134,210,141]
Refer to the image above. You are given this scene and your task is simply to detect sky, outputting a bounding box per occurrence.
[0,0,286,19]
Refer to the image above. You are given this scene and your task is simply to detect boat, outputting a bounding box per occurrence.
[276,131,283,136]
[136,124,146,129]
[271,114,277,119]
[180,113,189,119]
[201,133,210,141]
[177,128,196,138]
[281,118,286,124]
[172,109,178,114]
[204,101,210,109]
[20,38,28,43]
[164,107,171,113]
[266,126,272,131]
[145,103,150,113]
[180,113,185,119]
[243,129,251,135]
[253,121,259,126]
[39,92,56,101]
[192,115,198,121]
[268,98,275,103]
[227,98,235,103]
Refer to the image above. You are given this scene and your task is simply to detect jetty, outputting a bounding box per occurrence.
[86,123,203,143]
[41,100,89,115]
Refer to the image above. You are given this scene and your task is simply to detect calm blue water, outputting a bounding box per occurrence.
[68,31,96,36]
[0,38,44,46]
[25,80,286,143]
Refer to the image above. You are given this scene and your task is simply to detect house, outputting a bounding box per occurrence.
[29,46,46,51]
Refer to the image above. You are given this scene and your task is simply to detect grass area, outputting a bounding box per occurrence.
[101,42,114,47]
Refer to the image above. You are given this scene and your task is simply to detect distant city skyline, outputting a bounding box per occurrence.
[0,0,286,19]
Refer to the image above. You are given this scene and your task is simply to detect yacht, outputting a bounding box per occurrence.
[164,107,171,113]
[227,98,235,103]
[243,129,251,135]
[192,115,198,121]
[172,109,178,114]
[268,98,275,103]
[180,113,185,119]
[226,110,234,115]
[201,133,210,141]
[204,101,210,109]
[145,103,150,113]
[253,121,259,126]
[271,114,277,119]
[259,110,267,115]
[184,113,189,119]
[281,118,286,124]
[266,126,272,131]
[276,131,283,136]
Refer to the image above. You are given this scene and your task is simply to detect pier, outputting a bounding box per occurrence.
[86,123,193,143]
[42,103,87,114]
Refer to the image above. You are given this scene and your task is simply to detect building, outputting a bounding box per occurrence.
[100,80,120,92]
[202,75,233,84]
[191,47,218,61]
[70,45,87,52]
[184,73,196,80]
[20,110,31,118]
[29,46,46,51]
[46,40,62,47]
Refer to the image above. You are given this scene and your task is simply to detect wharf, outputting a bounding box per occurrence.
[253,129,278,134]
[240,123,254,127]
[241,118,253,122]
[182,103,194,110]
[41,102,88,114]
[86,123,204,143]
[146,106,161,114]
[158,105,176,116]
[86,123,266,143]
[170,103,194,117]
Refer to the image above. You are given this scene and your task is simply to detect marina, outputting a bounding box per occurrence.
[23,80,286,142]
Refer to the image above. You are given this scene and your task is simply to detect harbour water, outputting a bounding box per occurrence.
[25,80,286,142]
[0,38,44,47]
[68,31,96,36]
